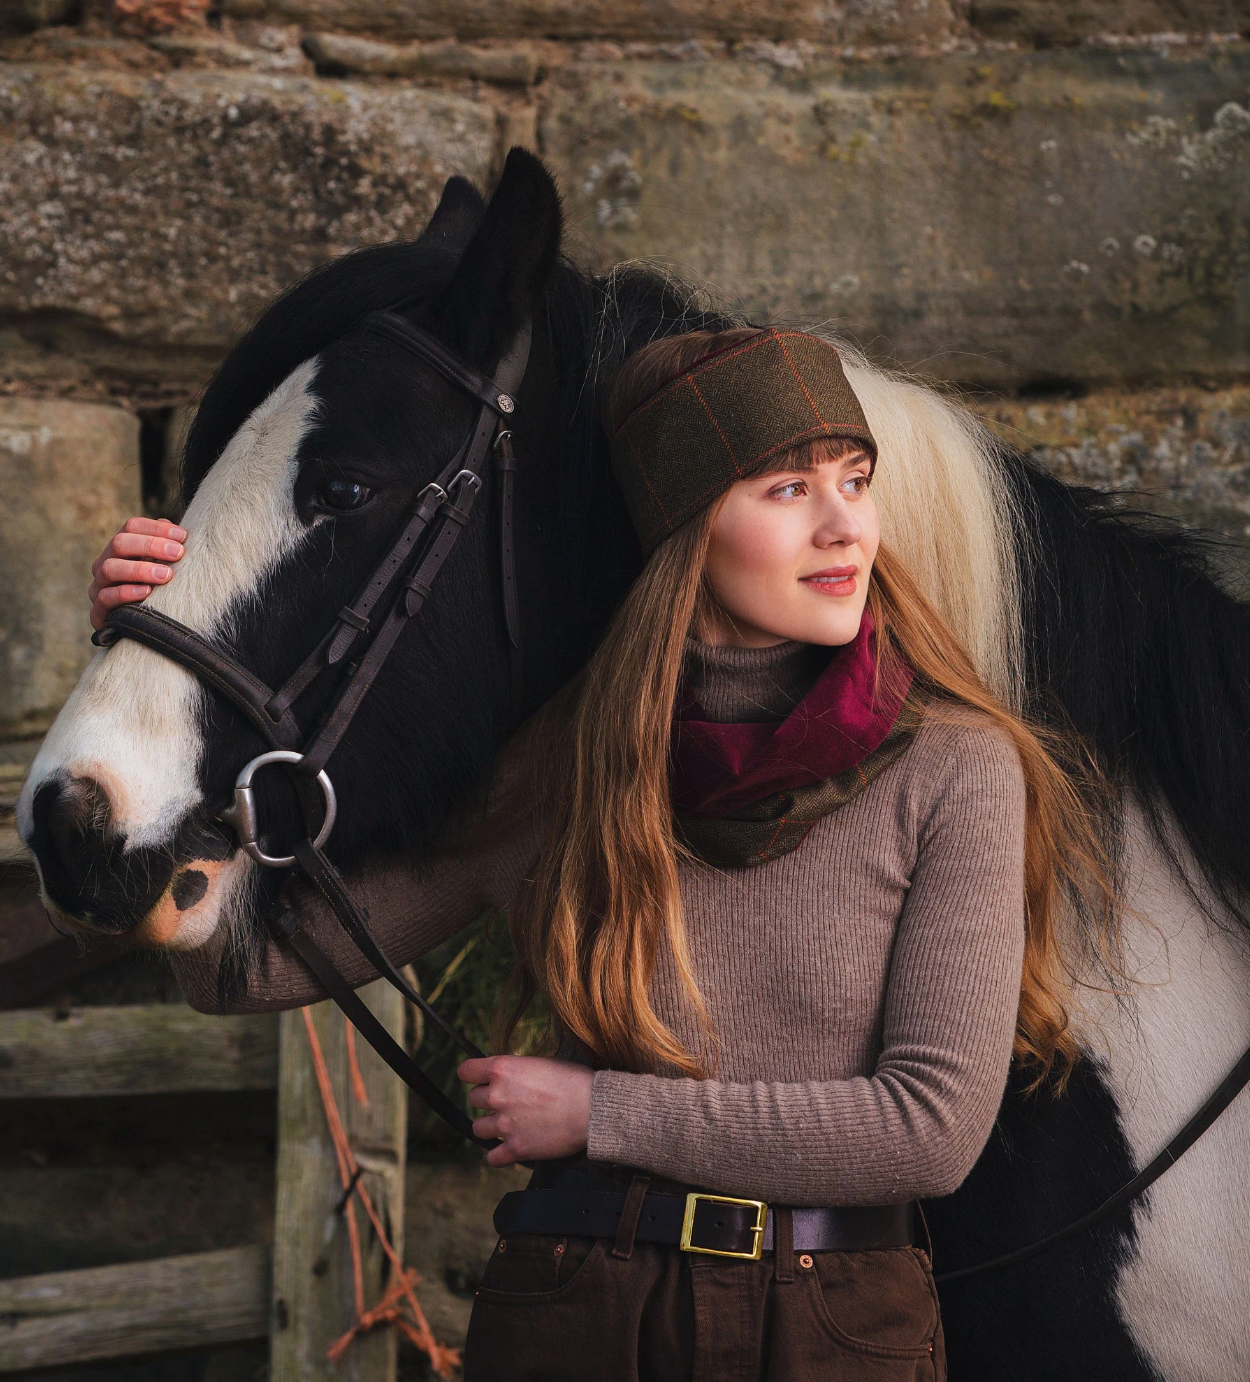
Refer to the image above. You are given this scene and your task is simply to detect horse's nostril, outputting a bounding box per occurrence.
[27,774,172,932]
[30,774,115,875]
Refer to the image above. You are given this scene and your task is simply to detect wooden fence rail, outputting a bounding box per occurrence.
[0,1246,270,1372]
[0,1004,278,1098]
[0,986,408,1380]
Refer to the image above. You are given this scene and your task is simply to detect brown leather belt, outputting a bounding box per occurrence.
[493,1189,916,1261]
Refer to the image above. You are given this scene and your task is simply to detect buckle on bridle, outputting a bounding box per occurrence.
[679,1193,768,1261]
[218,750,338,869]
[448,469,483,499]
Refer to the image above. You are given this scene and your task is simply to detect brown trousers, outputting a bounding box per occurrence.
[463,1218,946,1381]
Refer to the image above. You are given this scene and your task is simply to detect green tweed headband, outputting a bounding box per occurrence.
[609,328,877,554]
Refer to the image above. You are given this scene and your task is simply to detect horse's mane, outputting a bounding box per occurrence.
[1018,468,1250,927]
[181,238,474,497]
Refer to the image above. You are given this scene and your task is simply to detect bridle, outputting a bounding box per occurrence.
[93,310,532,1149]
[91,308,1250,1271]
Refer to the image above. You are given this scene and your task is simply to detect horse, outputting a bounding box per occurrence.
[17,150,1250,1381]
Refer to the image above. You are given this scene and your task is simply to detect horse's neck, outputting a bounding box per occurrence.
[1070,792,1250,1128]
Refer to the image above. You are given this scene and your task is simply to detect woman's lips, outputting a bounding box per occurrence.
[800,566,857,596]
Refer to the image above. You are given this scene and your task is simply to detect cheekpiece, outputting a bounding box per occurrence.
[609,328,877,554]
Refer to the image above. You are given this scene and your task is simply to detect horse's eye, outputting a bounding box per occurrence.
[321,479,372,511]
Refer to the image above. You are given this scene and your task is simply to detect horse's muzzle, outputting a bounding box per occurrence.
[24,773,231,935]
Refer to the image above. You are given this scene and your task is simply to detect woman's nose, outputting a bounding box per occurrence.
[812,496,861,548]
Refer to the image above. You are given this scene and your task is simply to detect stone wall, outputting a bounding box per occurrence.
[0,399,139,735]
[1,4,1245,784]
[1,13,1247,401]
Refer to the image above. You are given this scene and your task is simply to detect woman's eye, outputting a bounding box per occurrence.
[320,479,372,511]
[842,474,871,495]
[770,481,805,499]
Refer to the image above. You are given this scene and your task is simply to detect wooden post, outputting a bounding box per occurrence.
[270,983,408,1382]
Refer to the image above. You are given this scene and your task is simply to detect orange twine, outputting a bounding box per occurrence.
[301,1006,461,1377]
[344,1021,370,1109]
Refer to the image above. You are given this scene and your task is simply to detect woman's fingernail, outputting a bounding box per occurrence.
[153,565,171,580]
[170,527,187,541]
[163,542,182,557]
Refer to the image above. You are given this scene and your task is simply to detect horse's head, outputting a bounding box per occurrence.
[18,150,580,949]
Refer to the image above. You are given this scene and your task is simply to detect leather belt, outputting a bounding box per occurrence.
[494,1189,916,1261]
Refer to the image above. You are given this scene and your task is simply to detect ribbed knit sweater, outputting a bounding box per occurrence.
[172,638,1027,1207]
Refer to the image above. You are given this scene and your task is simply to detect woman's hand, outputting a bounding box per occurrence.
[88,517,187,630]
[459,1055,594,1168]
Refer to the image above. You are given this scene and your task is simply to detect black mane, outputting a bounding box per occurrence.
[1016,460,1250,921]
[182,237,469,498]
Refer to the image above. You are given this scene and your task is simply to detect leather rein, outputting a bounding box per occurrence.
[93,310,532,1150]
[91,309,1250,1274]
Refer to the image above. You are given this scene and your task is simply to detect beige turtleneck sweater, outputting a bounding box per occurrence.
[172,639,1027,1207]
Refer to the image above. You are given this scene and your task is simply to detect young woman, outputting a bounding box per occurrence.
[89,326,1111,1380]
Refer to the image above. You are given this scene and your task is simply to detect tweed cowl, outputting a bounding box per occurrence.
[609,328,877,554]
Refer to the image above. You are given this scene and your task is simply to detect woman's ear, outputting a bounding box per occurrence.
[432,148,563,372]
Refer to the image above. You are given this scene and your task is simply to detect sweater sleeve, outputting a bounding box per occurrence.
[584,720,1028,1206]
[168,736,549,1015]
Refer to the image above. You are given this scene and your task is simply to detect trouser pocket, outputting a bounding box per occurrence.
[464,1236,613,1382]
[463,1235,693,1382]
[769,1246,944,1381]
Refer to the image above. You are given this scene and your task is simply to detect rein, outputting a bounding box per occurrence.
[93,310,532,1151]
[935,1036,1250,1284]
[92,310,1250,1273]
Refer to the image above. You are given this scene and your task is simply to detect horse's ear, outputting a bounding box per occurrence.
[421,175,487,255]
[433,148,562,369]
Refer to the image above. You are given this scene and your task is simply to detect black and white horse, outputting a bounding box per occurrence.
[18,152,1250,1381]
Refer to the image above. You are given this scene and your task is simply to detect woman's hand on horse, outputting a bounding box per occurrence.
[88,518,187,630]
[459,1055,594,1167]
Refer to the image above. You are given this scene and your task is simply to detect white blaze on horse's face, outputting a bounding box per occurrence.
[18,359,321,946]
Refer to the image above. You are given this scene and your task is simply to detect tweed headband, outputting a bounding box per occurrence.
[609,328,877,554]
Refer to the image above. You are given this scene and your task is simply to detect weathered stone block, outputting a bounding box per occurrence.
[974,384,1250,542]
[969,0,1247,45]
[0,399,139,736]
[302,32,541,84]
[543,47,1250,388]
[0,0,79,34]
[0,67,497,387]
[221,0,957,46]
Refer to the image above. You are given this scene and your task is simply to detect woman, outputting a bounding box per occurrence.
[89,326,1111,1379]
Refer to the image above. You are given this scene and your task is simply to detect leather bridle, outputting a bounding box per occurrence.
[92,311,532,1149]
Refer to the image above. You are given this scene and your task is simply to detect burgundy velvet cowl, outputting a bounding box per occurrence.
[671,615,913,820]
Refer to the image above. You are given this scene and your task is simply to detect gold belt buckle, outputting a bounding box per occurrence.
[679,1193,769,1261]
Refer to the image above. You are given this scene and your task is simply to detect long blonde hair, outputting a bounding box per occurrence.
[507,329,1116,1087]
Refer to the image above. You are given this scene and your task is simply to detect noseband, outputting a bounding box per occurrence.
[91,312,533,1148]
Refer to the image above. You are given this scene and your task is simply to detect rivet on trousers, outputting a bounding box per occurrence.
[798,1254,814,1269]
